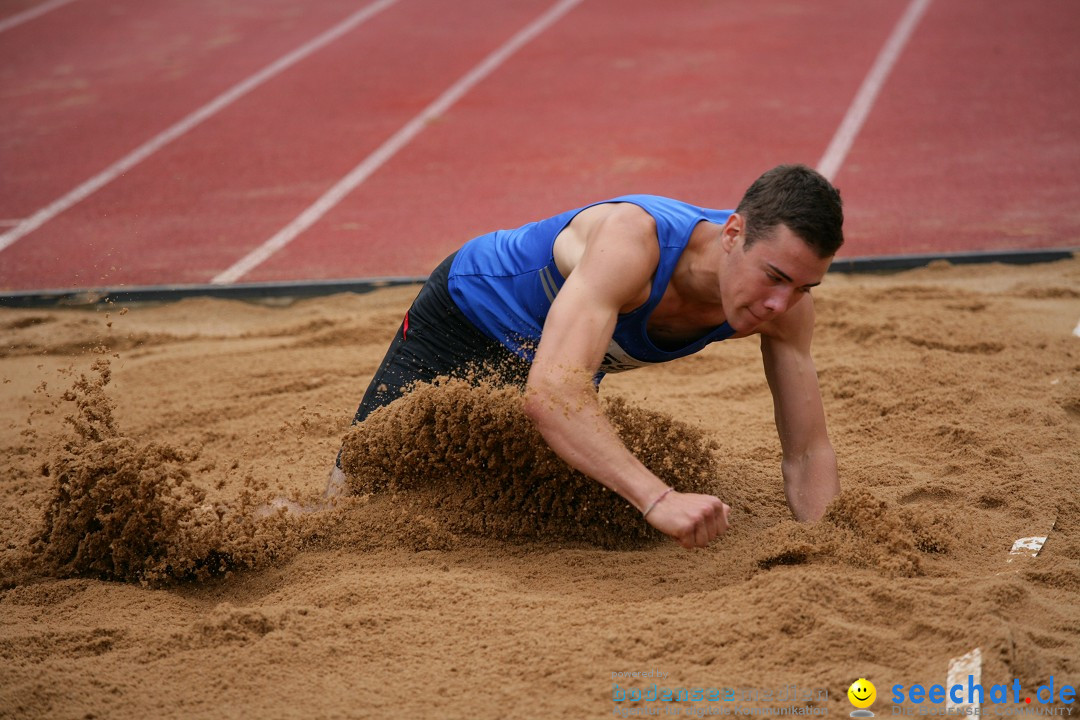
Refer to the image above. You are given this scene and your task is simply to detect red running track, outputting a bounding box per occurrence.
[1,0,1077,291]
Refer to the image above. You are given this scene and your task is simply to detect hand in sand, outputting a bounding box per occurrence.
[644,491,730,548]
[254,465,347,518]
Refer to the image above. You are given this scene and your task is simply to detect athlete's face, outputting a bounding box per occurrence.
[719,218,832,334]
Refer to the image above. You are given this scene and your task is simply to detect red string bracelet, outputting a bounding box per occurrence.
[642,487,674,518]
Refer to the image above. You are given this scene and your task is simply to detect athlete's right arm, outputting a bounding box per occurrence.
[522,204,730,549]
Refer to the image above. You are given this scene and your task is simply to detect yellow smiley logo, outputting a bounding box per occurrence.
[848,678,877,709]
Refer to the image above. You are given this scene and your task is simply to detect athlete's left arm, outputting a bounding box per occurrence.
[759,296,839,522]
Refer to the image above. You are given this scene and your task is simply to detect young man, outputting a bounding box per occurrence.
[331,164,843,550]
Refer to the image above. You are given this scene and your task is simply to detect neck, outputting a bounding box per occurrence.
[674,221,725,304]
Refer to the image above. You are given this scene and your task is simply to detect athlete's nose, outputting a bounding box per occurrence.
[763,285,793,313]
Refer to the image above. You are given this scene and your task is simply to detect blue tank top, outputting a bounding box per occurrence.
[447,195,735,379]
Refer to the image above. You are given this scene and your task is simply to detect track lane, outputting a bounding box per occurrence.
[834,0,1080,256]
[0,0,78,33]
[0,0,380,221]
[0,0,559,290]
[248,0,909,281]
[4,0,1078,291]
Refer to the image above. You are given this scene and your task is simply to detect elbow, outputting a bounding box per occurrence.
[523,366,595,432]
[523,382,556,429]
[523,374,577,435]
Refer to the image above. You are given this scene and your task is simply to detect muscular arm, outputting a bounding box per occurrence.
[523,205,729,548]
[760,298,839,521]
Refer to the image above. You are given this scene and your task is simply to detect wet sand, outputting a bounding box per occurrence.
[1,258,1078,718]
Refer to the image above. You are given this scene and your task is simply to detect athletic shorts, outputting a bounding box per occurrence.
[340,252,531,463]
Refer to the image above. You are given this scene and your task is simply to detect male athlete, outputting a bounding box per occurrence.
[329,164,843,550]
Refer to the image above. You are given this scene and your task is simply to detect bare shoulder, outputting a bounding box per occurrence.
[554,202,659,311]
[555,203,658,273]
[592,201,657,237]
[571,201,657,236]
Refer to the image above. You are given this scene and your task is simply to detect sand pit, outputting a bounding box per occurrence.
[1,258,1078,718]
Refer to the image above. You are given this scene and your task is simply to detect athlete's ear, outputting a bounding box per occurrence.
[720,213,744,252]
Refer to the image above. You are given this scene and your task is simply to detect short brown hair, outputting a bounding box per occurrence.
[735,165,844,258]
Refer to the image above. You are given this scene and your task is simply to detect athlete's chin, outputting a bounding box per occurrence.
[736,311,763,333]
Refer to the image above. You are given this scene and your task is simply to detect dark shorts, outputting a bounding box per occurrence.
[338,252,531,465]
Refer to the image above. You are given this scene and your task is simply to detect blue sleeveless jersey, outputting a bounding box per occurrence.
[447,195,735,379]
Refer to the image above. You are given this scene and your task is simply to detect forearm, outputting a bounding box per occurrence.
[523,384,668,512]
[781,443,839,522]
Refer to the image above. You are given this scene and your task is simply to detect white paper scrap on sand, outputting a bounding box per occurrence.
[1007,519,1056,562]
[1073,319,1080,338]
[946,648,982,713]
[1010,536,1048,556]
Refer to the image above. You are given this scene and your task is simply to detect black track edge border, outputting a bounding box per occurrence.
[0,248,1074,309]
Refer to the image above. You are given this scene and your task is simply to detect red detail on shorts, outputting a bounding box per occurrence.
[403,310,409,340]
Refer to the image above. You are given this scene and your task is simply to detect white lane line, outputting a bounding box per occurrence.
[816,0,933,182]
[211,0,586,285]
[0,0,79,34]
[0,0,399,255]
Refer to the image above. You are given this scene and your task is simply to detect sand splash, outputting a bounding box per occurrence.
[752,487,954,578]
[337,378,950,565]
[14,359,959,584]
[339,378,723,549]
[16,357,296,586]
